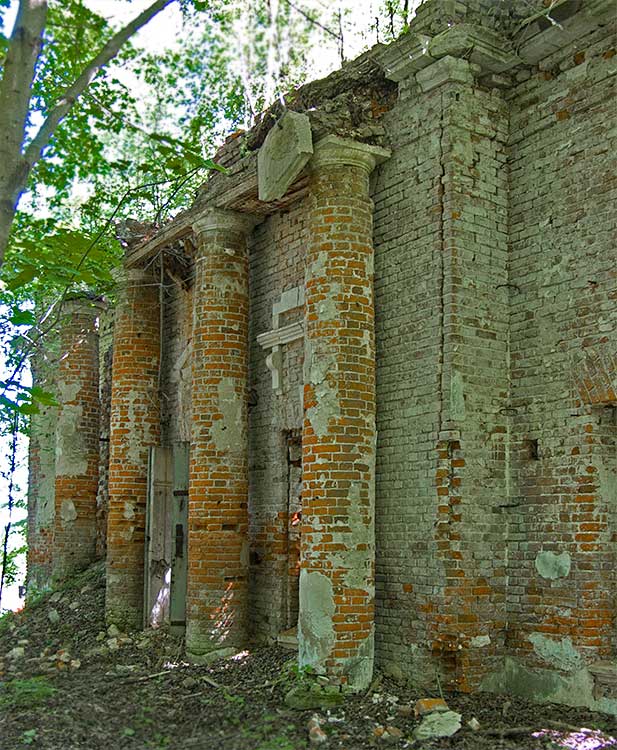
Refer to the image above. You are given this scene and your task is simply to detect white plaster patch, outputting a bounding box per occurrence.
[123,502,135,520]
[306,380,340,438]
[55,402,89,476]
[535,550,571,580]
[58,380,81,404]
[450,369,466,421]
[126,390,157,466]
[216,275,244,297]
[298,570,335,669]
[60,499,77,524]
[471,634,491,648]
[210,378,244,453]
[528,633,583,673]
[310,251,328,279]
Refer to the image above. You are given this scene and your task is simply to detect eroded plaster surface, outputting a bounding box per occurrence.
[298,569,335,668]
[210,378,245,453]
[534,550,571,580]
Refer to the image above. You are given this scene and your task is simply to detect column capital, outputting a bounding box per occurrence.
[111,265,156,287]
[192,208,259,240]
[310,136,390,174]
[63,294,107,317]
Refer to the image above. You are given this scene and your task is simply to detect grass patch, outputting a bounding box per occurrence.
[0,677,56,709]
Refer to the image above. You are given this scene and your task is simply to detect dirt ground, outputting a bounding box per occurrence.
[1,564,615,750]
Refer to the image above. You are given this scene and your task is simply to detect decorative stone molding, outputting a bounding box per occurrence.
[193,208,259,240]
[258,111,313,202]
[310,135,391,174]
[416,56,475,93]
[373,33,436,82]
[374,24,520,84]
[515,0,616,65]
[429,24,521,74]
[256,286,304,396]
[375,5,616,86]
[62,295,106,317]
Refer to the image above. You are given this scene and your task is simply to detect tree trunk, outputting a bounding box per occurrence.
[0,0,174,268]
[0,0,48,266]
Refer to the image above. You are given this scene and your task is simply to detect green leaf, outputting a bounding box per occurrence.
[9,308,36,327]
[17,403,40,416]
[6,266,37,291]
[30,386,59,407]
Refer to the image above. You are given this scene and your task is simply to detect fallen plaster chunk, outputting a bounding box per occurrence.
[413,710,462,741]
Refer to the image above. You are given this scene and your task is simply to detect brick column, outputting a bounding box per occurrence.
[52,297,103,580]
[300,136,389,689]
[27,347,58,592]
[186,209,257,658]
[106,267,160,629]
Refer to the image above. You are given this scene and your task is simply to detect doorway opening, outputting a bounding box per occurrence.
[144,443,189,632]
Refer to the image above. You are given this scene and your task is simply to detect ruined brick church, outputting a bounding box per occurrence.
[27,0,616,715]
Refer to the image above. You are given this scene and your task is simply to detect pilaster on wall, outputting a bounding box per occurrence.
[106,267,161,629]
[386,54,511,691]
[186,209,257,658]
[53,297,104,581]
[300,136,389,690]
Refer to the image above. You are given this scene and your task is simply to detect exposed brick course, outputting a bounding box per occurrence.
[248,204,308,641]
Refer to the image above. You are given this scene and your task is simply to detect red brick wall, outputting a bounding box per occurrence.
[53,299,102,580]
[506,27,617,676]
[106,269,160,629]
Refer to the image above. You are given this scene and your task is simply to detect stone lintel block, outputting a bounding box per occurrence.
[258,110,313,202]
[310,135,391,174]
[429,24,521,75]
[192,208,259,240]
[416,56,474,93]
[372,33,435,82]
[516,0,616,65]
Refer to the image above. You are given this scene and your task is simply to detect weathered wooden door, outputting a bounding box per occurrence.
[144,443,189,631]
[170,442,189,633]
[144,446,173,628]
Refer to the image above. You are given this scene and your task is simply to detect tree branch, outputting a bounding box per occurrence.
[23,0,175,172]
[280,0,341,42]
[0,1,48,162]
[0,1,48,259]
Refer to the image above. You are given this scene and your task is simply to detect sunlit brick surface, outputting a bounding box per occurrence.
[186,211,255,656]
[299,138,387,689]
[106,269,160,629]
